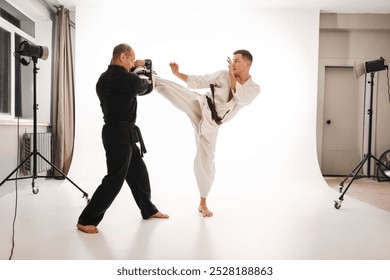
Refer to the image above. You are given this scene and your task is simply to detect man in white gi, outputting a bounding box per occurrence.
[154,50,260,217]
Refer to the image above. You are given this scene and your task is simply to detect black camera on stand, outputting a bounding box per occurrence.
[130,59,155,94]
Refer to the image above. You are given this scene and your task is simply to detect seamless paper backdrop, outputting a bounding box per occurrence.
[71,5,322,198]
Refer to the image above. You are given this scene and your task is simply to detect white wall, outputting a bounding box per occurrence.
[70,5,323,196]
[317,14,390,171]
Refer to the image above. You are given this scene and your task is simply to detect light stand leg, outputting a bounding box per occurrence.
[0,153,34,186]
[36,152,89,202]
[338,156,366,193]
[334,155,369,209]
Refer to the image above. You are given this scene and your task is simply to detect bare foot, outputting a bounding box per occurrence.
[77,224,99,234]
[199,197,213,217]
[148,211,169,219]
[198,205,213,217]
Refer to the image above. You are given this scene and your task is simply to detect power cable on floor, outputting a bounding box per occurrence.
[9,116,21,260]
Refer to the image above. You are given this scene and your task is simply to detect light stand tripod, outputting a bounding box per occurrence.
[0,56,89,203]
[334,71,388,209]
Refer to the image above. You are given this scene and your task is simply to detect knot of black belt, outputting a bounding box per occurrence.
[207,84,230,125]
[104,121,147,157]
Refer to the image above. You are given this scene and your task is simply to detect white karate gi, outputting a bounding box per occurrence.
[155,70,260,197]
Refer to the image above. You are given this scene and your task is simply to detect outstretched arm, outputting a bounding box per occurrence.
[169,62,188,82]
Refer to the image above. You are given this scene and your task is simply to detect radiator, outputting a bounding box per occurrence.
[22,132,53,175]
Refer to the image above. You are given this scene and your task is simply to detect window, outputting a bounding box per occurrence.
[0,0,35,119]
[0,0,35,37]
[0,26,11,114]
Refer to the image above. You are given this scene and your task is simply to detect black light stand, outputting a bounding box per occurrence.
[334,71,388,209]
[0,56,89,203]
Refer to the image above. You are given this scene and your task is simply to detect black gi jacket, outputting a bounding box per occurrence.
[96,64,150,146]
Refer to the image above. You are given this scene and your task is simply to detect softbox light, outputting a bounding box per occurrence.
[354,57,387,78]
[18,40,49,61]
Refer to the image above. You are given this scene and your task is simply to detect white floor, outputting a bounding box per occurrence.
[1,171,390,260]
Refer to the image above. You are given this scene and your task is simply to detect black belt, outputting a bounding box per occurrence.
[207,84,230,125]
[104,121,147,157]
[206,96,223,125]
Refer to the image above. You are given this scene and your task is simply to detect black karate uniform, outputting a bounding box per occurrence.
[78,64,158,226]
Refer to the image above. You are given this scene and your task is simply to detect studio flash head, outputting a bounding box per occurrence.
[365,57,387,73]
[354,57,388,78]
[18,40,49,61]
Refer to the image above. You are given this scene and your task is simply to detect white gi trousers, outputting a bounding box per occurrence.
[155,76,219,198]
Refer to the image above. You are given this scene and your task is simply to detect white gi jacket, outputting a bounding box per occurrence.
[186,70,260,124]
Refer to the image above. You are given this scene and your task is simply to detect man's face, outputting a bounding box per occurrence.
[232,54,250,76]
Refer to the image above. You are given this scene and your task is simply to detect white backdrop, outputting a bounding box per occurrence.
[70,4,323,201]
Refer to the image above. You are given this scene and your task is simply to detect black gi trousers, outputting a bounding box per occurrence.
[78,124,158,226]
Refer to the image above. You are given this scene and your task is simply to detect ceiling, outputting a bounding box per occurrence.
[45,0,390,13]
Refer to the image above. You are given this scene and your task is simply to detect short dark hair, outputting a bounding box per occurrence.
[112,43,132,59]
[233,49,253,64]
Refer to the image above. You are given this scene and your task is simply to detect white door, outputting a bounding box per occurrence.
[321,67,361,176]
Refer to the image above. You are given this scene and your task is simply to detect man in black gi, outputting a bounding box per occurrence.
[77,43,168,234]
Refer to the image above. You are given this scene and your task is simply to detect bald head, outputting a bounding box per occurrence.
[112,43,132,60]
[111,43,135,71]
